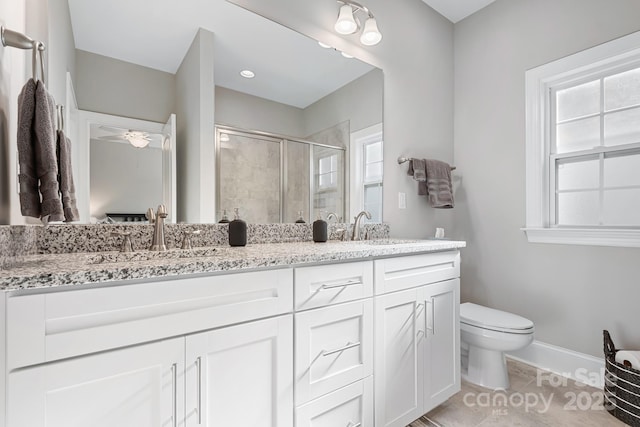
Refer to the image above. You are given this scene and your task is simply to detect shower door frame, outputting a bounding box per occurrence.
[215,125,347,223]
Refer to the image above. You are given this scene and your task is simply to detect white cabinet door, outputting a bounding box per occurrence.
[422,279,460,412]
[185,315,294,427]
[295,376,373,427]
[7,338,184,427]
[374,287,425,427]
[295,299,373,405]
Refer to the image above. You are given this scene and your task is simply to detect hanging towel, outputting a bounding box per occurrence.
[34,80,64,223]
[407,159,428,195]
[17,78,41,218]
[425,159,454,208]
[57,129,79,222]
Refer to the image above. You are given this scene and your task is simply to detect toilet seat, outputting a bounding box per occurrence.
[460,303,534,335]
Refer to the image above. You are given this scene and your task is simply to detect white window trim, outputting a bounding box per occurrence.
[350,123,383,221]
[524,30,640,248]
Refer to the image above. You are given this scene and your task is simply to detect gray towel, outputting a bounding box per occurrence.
[425,159,454,208]
[34,81,64,223]
[17,79,40,218]
[57,130,79,222]
[407,159,428,195]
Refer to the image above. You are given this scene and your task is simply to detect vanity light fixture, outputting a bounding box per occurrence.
[124,131,151,148]
[318,41,332,48]
[341,51,354,59]
[333,0,382,46]
[240,69,255,79]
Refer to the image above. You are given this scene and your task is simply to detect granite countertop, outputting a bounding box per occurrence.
[0,239,466,292]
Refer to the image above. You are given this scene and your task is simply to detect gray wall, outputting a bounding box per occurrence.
[303,69,383,137]
[75,50,176,123]
[454,0,640,356]
[89,140,162,219]
[215,86,305,137]
[47,0,76,104]
[229,0,455,239]
[175,28,216,223]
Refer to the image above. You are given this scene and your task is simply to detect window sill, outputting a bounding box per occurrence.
[521,228,640,248]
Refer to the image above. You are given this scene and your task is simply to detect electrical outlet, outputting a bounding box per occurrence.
[398,192,406,209]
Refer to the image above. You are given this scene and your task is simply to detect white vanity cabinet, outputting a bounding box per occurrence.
[3,268,294,427]
[8,337,185,427]
[1,247,462,427]
[185,315,293,427]
[293,261,374,427]
[374,252,461,427]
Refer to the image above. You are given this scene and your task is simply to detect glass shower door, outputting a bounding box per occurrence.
[217,130,282,223]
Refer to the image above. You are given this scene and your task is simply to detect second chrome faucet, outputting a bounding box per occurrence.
[149,204,168,251]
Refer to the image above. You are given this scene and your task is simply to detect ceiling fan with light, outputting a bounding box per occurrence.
[96,125,161,148]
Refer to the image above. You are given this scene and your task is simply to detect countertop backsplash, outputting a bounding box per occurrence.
[0,223,390,267]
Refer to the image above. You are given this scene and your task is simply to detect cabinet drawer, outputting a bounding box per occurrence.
[294,261,373,311]
[7,268,293,369]
[374,251,460,295]
[295,299,373,405]
[295,376,373,427]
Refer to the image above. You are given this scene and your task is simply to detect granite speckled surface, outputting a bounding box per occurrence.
[0,239,465,292]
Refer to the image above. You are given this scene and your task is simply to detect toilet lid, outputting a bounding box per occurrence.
[460,303,534,332]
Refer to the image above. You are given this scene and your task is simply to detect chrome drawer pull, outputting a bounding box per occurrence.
[196,357,202,424]
[171,363,178,427]
[347,422,362,427]
[320,279,362,290]
[322,341,361,357]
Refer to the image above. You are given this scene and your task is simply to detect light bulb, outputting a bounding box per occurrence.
[335,4,358,35]
[125,131,150,148]
[360,17,382,46]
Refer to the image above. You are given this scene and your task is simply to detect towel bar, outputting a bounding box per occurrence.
[397,156,456,170]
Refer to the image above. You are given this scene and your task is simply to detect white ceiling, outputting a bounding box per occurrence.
[421,0,496,23]
[67,0,375,109]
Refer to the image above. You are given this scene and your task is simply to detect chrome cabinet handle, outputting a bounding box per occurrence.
[320,279,362,290]
[426,297,435,334]
[196,357,202,424]
[322,341,361,357]
[171,363,177,427]
[416,302,425,336]
[347,423,362,427]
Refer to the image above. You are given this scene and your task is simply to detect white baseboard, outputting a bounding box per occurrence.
[508,340,605,389]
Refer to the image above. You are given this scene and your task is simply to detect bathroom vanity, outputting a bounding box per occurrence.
[0,239,464,427]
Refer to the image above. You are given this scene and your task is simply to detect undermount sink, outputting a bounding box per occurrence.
[86,247,221,264]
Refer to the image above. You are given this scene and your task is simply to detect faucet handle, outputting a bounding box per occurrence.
[110,231,133,253]
[181,230,201,250]
[334,228,348,241]
[146,208,155,224]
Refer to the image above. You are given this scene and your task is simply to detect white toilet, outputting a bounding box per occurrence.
[460,303,534,390]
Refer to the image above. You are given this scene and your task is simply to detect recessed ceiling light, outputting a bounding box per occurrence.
[341,51,354,59]
[318,41,331,48]
[240,70,255,79]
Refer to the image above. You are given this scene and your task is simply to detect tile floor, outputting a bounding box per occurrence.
[408,358,629,427]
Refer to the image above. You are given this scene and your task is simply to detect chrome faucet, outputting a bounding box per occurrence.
[149,204,168,251]
[351,210,372,241]
[326,212,341,222]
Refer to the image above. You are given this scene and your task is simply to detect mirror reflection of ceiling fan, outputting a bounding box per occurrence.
[96,125,163,148]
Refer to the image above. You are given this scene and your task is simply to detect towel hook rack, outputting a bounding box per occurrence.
[398,156,456,171]
[1,26,47,85]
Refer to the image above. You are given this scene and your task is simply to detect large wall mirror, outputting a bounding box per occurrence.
[51,0,383,224]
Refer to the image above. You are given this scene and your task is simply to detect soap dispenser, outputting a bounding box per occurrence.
[313,212,328,243]
[218,209,230,223]
[228,208,247,247]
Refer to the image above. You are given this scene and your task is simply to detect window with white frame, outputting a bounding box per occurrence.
[525,31,640,247]
[363,139,383,222]
[317,154,338,189]
[350,124,383,223]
